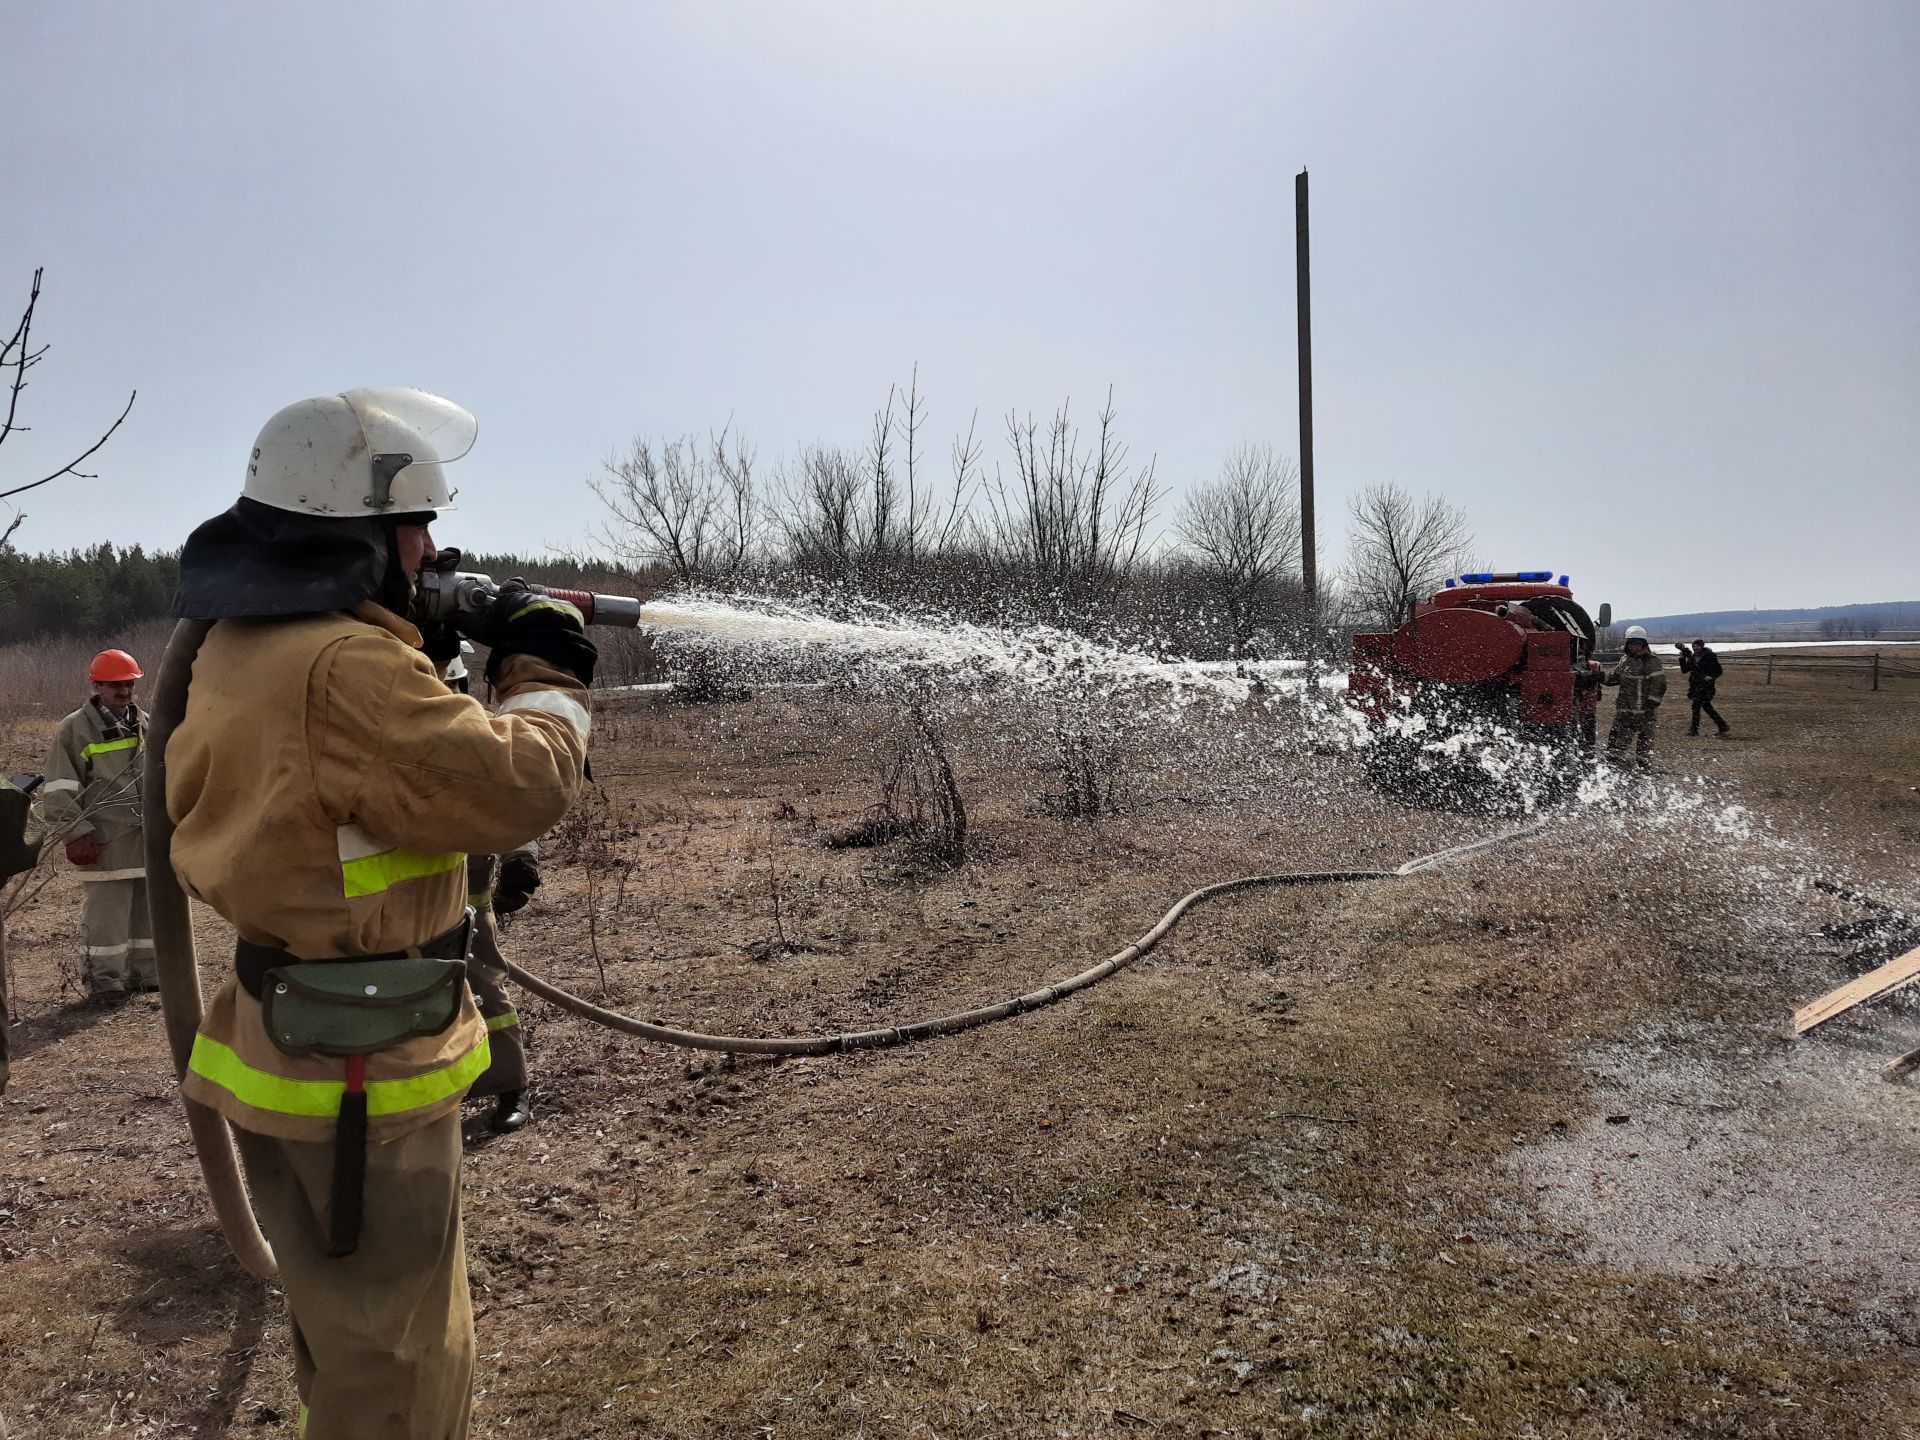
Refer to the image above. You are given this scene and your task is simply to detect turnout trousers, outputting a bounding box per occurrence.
[1606,709,1659,770]
[80,874,155,993]
[464,856,527,1098]
[234,1113,473,1440]
[1688,680,1729,735]
[466,906,527,1097]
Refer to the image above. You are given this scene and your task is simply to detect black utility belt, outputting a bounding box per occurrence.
[234,912,473,1001]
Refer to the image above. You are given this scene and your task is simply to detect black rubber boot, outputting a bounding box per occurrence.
[489,1090,531,1133]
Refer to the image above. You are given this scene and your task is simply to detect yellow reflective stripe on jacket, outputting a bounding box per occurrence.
[80,736,140,761]
[485,1009,520,1031]
[341,847,466,899]
[186,1033,491,1118]
[335,822,464,899]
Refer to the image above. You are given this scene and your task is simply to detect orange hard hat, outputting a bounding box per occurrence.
[89,649,143,683]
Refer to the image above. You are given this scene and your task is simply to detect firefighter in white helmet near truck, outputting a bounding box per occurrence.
[1603,624,1668,770]
[165,388,595,1440]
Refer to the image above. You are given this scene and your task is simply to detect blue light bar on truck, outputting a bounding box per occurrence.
[1458,570,1557,585]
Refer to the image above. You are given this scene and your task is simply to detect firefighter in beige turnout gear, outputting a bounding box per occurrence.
[1603,625,1669,770]
[166,388,595,1440]
[429,639,537,1134]
[43,649,156,997]
[463,847,538,1132]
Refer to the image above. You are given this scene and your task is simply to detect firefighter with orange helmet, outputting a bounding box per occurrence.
[42,647,155,998]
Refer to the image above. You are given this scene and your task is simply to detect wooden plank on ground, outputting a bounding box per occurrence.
[1879,1045,1920,1082]
[1795,944,1920,1035]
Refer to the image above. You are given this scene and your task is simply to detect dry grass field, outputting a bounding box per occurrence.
[1,655,1916,1438]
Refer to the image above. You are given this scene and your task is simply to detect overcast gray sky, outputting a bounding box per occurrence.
[4,1,1915,617]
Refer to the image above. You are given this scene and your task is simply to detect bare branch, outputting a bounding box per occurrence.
[0,389,137,501]
[0,268,137,501]
[0,267,45,449]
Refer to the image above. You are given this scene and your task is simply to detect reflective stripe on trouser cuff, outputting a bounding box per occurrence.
[335,823,465,899]
[40,778,81,794]
[485,1010,520,1031]
[297,1403,308,1437]
[186,1034,491,1118]
[78,867,148,882]
[89,945,131,957]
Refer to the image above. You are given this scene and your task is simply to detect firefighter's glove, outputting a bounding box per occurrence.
[476,580,598,687]
[495,853,542,915]
[419,621,465,669]
[65,834,102,866]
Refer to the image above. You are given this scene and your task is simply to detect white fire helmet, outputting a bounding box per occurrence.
[243,387,476,518]
[1623,625,1649,645]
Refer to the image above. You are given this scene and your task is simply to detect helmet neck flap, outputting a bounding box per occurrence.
[173,497,418,621]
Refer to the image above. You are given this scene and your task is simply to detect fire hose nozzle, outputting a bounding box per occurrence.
[413,568,649,630]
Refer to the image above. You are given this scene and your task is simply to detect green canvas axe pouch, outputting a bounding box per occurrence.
[261,958,468,1058]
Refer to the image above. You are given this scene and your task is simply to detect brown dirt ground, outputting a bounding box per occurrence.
[1,657,1917,1439]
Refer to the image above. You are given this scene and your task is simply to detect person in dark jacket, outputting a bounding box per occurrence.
[1677,639,1731,737]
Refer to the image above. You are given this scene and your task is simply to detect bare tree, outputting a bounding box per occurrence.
[1342,483,1474,628]
[864,384,900,560]
[775,442,867,574]
[984,387,1162,603]
[771,372,979,581]
[1175,444,1302,654]
[891,364,978,560]
[1,270,137,1064]
[590,425,758,584]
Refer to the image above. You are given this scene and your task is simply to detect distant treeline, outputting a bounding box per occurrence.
[0,543,178,647]
[1623,600,1920,641]
[0,543,659,648]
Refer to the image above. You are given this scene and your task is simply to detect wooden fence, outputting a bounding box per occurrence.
[1592,651,1920,690]
[1717,652,1920,691]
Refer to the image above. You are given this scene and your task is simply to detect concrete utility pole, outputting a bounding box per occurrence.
[1295,168,1316,610]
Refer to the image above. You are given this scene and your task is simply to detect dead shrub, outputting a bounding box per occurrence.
[841,701,967,867]
[546,784,640,992]
[1040,706,1128,819]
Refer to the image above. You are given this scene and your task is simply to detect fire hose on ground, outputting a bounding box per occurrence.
[143,588,1549,1279]
[498,824,1543,1056]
